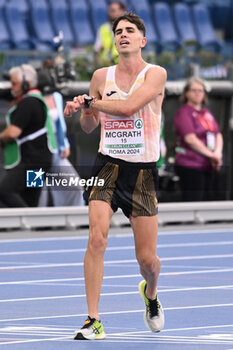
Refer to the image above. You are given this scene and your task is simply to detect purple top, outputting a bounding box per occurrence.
[174,104,220,171]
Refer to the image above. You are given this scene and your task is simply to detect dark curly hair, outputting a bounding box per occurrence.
[112,11,146,37]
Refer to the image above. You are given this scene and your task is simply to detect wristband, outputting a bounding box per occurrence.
[89,97,98,108]
[81,109,93,116]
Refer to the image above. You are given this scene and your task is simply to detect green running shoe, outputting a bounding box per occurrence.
[138,280,164,332]
[74,316,106,340]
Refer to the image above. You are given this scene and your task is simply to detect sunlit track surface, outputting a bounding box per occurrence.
[1,227,233,349]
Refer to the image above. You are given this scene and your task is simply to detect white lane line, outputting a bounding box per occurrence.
[1,227,233,244]
[163,254,233,261]
[2,240,233,256]
[0,246,133,256]
[108,323,233,336]
[0,335,232,346]
[100,338,233,345]
[1,266,233,286]
[1,303,233,323]
[0,331,70,336]
[0,236,89,243]
[1,254,233,270]
[107,334,233,345]
[0,291,132,303]
[1,267,233,285]
[1,284,233,303]
[158,228,233,236]
[161,267,233,276]
[0,274,140,286]
[82,340,232,345]
[6,324,226,342]
[0,336,71,345]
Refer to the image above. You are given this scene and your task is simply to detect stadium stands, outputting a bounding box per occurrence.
[208,0,231,32]
[29,0,56,51]
[0,0,232,80]
[0,7,12,50]
[89,0,108,34]
[9,0,29,15]
[5,2,33,50]
[69,0,94,46]
[191,3,223,52]
[49,0,75,47]
[0,0,231,53]
[173,3,198,47]
[9,0,29,17]
[153,2,181,51]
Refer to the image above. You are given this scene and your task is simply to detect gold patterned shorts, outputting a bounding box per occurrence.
[84,153,159,218]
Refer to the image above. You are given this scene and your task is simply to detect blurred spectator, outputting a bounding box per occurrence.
[156,113,167,169]
[0,64,56,207]
[94,1,126,67]
[174,77,223,201]
[39,91,84,206]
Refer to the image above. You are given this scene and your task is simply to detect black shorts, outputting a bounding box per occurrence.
[84,153,159,218]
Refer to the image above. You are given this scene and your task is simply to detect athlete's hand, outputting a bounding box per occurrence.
[64,94,90,117]
[73,94,89,107]
[64,100,80,117]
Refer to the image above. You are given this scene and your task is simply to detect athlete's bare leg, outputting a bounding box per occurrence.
[130,215,160,299]
[84,200,114,320]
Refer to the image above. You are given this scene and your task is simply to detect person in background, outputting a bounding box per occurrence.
[156,113,167,169]
[174,77,223,201]
[94,1,126,67]
[39,91,84,206]
[0,64,56,207]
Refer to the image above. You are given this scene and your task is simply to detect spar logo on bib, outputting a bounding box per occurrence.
[135,119,143,129]
[104,120,134,130]
[104,119,143,130]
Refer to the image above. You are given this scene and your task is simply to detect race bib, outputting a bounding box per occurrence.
[207,132,216,151]
[103,118,145,157]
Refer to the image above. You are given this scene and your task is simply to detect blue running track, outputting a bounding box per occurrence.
[0,227,233,349]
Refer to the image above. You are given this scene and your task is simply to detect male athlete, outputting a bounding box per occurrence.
[64,12,167,340]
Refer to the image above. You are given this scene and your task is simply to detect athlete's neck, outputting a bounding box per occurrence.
[117,54,146,76]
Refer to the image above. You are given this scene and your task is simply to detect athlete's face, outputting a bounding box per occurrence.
[186,82,205,106]
[10,73,23,98]
[114,20,147,54]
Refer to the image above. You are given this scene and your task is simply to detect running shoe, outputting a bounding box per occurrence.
[74,316,106,340]
[138,280,164,332]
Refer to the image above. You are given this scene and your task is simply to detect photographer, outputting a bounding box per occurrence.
[0,64,56,207]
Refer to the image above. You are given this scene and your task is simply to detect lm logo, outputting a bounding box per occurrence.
[26,168,45,188]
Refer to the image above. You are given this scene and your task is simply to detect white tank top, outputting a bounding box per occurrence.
[98,64,161,163]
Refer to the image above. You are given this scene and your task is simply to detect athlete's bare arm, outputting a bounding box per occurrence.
[92,65,166,116]
[64,65,166,127]
[64,68,107,134]
[79,68,107,133]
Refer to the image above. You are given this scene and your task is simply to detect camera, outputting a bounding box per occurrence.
[0,31,76,98]
[37,60,76,93]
